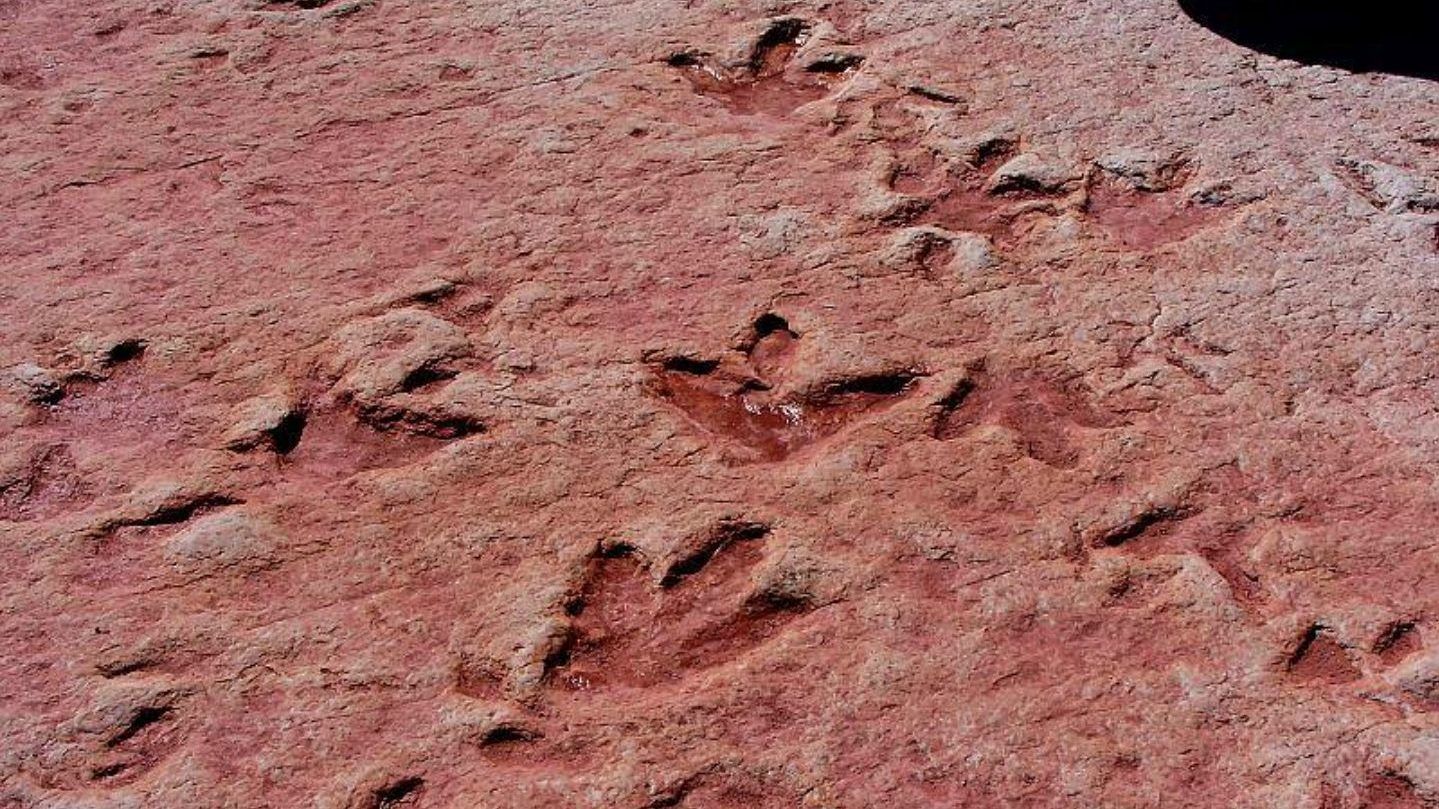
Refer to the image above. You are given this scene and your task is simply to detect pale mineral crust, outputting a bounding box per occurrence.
[1,1,1438,807]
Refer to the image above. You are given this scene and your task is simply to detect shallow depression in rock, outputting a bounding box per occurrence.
[653,369,916,461]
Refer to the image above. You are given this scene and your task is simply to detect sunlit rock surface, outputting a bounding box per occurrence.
[2,1,1438,806]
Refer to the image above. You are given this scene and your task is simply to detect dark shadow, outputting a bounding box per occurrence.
[1178,0,1439,81]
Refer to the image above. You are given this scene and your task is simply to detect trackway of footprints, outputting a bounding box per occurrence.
[664,15,1241,260]
[8,10,1436,807]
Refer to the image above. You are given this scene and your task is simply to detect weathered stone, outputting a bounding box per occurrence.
[162,508,280,575]
[5,362,63,405]
[3,1,1438,806]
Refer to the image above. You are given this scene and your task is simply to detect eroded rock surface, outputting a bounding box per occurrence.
[2,1,1438,807]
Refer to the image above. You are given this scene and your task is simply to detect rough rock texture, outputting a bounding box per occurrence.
[2,1,1438,807]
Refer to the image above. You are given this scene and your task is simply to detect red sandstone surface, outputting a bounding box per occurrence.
[2,1,1439,807]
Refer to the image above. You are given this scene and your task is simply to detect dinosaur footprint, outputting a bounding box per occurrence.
[652,314,922,462]
[667,18,861,117]
[930,366,1118,468]
[1084,155,1228,251]
[548,523,807,691]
